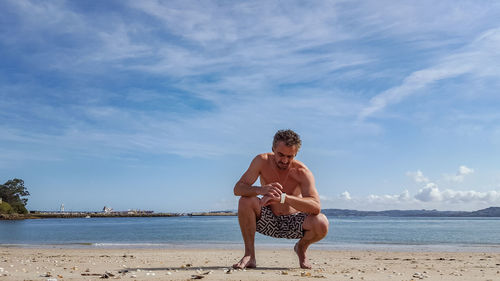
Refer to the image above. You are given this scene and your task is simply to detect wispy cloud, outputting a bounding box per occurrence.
[1,0,376,160]
[3,0,499,159]
[359,27,500,119]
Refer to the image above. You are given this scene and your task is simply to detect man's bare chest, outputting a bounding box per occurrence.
[259,168,301,195]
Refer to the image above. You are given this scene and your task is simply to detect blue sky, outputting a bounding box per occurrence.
[1,0,500,212]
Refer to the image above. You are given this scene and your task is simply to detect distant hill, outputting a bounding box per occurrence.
[468,207,500,217]
[323,207,500,217]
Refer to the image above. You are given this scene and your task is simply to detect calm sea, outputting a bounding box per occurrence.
[1,216,500,251]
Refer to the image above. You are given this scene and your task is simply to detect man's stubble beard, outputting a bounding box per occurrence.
[276,161,290,170]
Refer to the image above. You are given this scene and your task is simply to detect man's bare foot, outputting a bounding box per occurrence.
[294,242,312,269]
[232,255,256,269]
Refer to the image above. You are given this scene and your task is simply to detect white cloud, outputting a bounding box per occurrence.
[415,185,500,204]
[406,170,429,183]
[414,183,442,202]
[444,165,475,183]
[326,186,500,211]
[441,189,500,203]
[327,168,498,210]
[340,191,352,200]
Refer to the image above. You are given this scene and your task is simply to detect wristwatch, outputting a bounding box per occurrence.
[280,193,286,204]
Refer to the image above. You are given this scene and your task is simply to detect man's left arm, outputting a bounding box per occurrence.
[283,168,321,215]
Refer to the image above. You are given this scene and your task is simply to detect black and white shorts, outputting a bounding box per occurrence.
[256,206,307,239]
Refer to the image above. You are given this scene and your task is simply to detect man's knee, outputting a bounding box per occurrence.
[238,196,260,211]
[316,213,329,236]
[306,213,329,237]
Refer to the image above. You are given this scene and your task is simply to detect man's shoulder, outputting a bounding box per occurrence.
[254,153,272,161]
[249,153,271,168]
[292,160,313,177]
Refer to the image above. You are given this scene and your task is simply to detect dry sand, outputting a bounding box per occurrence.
[1,247,499,280]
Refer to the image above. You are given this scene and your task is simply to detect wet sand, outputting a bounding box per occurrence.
[1,247,499,280]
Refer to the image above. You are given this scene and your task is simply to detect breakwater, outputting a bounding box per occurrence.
[0,211,237,220]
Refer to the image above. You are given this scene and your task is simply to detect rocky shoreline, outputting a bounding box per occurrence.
[0,214,39,220]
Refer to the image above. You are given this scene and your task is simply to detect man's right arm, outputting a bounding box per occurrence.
[234,155,283,198]
[234,155,263,197]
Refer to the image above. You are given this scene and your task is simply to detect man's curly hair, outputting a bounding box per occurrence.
[273,129,302,150]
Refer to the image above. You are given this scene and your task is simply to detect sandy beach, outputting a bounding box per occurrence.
[1,247,499,280]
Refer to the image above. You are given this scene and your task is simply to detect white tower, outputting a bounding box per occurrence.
[60,203,65,212]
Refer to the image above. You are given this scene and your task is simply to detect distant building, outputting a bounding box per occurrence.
[60,204,65,212]
[103,206,113,213]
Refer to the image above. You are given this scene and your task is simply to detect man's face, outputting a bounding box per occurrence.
[272,141,298,170]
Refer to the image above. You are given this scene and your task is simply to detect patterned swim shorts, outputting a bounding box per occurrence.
[256,206,307,239]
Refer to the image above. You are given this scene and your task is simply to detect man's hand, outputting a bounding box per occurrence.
[260,194,280,207]
[259,182,283,197]
[258,182,282,207]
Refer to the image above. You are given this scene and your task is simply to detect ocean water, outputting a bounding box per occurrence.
[1,216,500,251]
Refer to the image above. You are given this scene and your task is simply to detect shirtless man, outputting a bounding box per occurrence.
[233,129,329,269]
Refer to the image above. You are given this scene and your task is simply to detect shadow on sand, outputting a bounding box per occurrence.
[126,265,292,271]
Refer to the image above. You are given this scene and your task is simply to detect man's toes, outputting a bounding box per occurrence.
[300,263,312,269]
[233,261,245,269]
[233,257,256,269]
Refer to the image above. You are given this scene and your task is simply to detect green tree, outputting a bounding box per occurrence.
[0,178,30,214]
[0,201,13,214]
